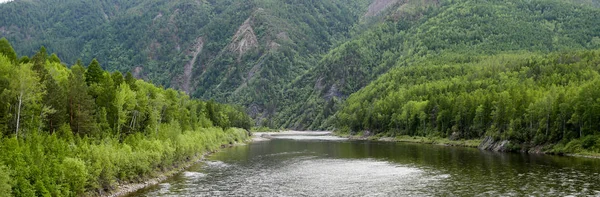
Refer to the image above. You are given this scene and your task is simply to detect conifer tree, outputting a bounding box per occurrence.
[85,59,104,86]
[0,38,17,63]
[68,65,97,135]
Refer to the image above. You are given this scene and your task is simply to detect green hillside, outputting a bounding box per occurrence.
[0,0,373,126]
[2,0,600,131]
[335,50,600,153]
[275,0,600,130]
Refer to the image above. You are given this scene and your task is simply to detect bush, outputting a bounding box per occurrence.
[582,136,598,150]
[61,157,88,196]
[0,165,11,197]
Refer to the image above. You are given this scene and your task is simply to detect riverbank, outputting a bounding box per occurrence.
[252,131,338,141]
[105,141,247,197]
[339,133,481,148]
[335,132,600,159]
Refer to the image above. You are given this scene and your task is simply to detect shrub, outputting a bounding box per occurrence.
[61,157,87,196]
[0,165,11,197]
[582,136,597,150]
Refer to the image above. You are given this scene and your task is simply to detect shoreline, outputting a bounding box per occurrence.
[343,134,481,148]
[101,141,247,197]
[335,133,600,159]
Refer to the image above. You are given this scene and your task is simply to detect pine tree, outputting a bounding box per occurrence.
[112,71,124,87]
[124,71,137,91]
[68,65,97,135]
[0,38,17,63]
[32,46,47,67]
[48,53,60,64]
[85,59,104,86]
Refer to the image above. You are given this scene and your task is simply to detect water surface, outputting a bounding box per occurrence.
[131,135,600,196]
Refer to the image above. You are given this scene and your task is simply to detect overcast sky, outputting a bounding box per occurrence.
[0,0,13,4]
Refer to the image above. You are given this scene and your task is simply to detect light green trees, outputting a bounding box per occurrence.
[115,83,136,136]
[10,63,44,138]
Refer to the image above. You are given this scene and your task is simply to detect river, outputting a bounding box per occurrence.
[129,132,600,196]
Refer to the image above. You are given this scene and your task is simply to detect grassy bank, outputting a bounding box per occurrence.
[0,125,248,197]
[546,135,600,158]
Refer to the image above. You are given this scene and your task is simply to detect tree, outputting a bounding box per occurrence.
[68,65,97,135]
[10,63,44,138]
[31,46,46,67]
[124,72,137,91]
[48,53,60,64]
[111,71,124,87]
[114,83,136,136]
[85,59,104,86]
[0,38,17,63]
[43,74,67,133]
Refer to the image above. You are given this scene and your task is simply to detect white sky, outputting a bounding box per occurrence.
[0,0,13,4]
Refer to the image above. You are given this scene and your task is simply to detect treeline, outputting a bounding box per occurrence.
[274,0,600,130]
[335,51,600,152]
[0,38,252,196]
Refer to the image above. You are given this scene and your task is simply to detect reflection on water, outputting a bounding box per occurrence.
[131,136,600,196]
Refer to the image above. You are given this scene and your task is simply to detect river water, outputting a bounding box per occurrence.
[130,134,600,196]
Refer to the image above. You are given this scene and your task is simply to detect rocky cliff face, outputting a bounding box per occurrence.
[478,136,512,152]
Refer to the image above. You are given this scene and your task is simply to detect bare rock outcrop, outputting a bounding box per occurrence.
[228,17,259,59]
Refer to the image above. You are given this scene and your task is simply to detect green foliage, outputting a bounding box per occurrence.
[335,50,600,147]
[0,165,11,197]
[0,43,252,196]
[85,59,104,85]
[60,158,87,196]
[275,0,600,130]
[0,38,17,63]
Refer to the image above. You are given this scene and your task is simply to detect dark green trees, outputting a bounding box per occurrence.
[68,65,97,135]
[85,59,104,85]
[334,51,600,150]
[0,38,17,63]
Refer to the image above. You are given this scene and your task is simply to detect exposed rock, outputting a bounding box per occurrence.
[228,17,259,59]
[324,84,343,100]
[268,41,280,51]
[148,40,161,60]
[478,136,511,152]
[132,66,144,78]
[182,37,204,94]
[276,31,290,41]
[260,133,273,139]
[0,26,8,35]
[153,12,163,21]
[365,0,401,17]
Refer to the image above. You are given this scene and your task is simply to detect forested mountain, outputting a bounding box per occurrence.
[275,0,600,130]
[335,51,600,152]
[2,0,600,131]
[0,0,373,126]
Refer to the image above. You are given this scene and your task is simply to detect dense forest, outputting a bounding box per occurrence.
[335,51,600,153]
[5,0,600,130]
[274,0,600,130]
[0,0,373,127]
[2,0,600,149]
[0,39,252,196]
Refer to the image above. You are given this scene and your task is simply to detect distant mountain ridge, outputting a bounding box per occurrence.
[2,0,600,129]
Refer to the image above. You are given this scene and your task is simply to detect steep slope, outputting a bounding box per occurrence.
[335,50,600,153]
[2,0,600,130]
[276,0,600,130]
[0,0,372,127]
[191,0,372,126]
